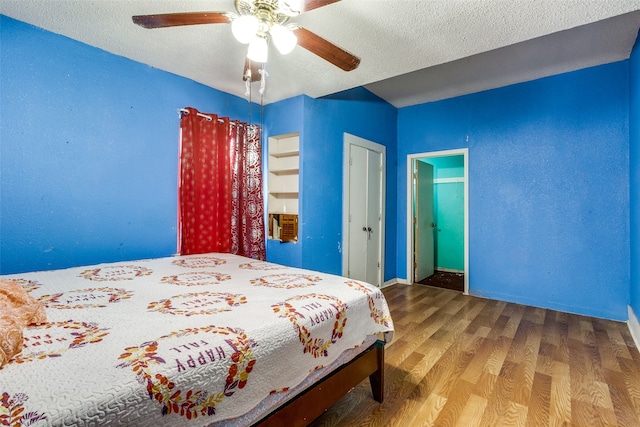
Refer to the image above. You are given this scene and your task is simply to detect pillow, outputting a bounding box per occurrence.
[0,280,47,368]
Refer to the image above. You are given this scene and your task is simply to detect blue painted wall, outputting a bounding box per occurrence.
[264,92,398,280]
[0,16,254,274]
[630,32,640,318]
[398,62,630,320]
[302,94,397,280]
[263,96,304,268]
[2,14,636,322]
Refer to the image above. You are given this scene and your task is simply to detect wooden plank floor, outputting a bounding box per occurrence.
[309,284,640,427]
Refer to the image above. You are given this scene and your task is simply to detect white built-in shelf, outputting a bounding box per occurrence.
[270,149,299,158]
[271,168,299,176]
[270,191,299,197]
[268,133,300,240]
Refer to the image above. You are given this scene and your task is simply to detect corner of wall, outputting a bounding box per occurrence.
[383,278,410,288]
[630,29,640,317]
[628,306,640,351]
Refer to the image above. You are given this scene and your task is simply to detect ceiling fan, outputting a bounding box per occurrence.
[132,0,360,83]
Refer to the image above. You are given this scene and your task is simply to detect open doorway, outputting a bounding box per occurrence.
[407,149,468,293]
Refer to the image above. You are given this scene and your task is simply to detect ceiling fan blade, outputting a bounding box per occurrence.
[132,12,230,29]
[293,27,360,71]
[300,0,341,12]
[243,58,263,83]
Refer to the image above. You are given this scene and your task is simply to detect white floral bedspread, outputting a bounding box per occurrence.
[0,253,393,426]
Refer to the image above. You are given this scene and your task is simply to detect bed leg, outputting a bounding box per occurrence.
[369,341,384,402]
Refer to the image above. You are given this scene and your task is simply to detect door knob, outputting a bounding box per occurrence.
[362,226,373,239]
[431,223,437,227]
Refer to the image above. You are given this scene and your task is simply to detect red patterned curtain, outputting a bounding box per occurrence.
[178,107,265,260]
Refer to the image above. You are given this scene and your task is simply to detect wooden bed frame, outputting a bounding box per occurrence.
[255,340,385,426]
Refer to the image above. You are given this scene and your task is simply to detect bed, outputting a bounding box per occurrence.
[0,253,394,426]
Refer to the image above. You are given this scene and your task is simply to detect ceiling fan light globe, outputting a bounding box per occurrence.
[270,24,297,55]
[247,35,269,63]
[232,15,259,44]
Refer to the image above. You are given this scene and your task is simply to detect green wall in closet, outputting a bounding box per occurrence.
[426,156,464,272]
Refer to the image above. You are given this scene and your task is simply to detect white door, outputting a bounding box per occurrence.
[415,160,434,282]
[365,149,382,285]
[344,135,385,287]
[348,144,368,281]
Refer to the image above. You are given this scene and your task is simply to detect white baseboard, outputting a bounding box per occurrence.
[628,306,640,351]
[382,278,410,288]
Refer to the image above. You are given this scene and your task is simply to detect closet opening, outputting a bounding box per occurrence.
[407,149,468,293]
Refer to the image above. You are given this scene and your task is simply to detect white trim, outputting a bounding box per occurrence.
[433,177,465,184]
[628,306,640,350]
[406,148,469,294]
[383,278,410,288]
[342,133,386,288]
[382,278,398,288]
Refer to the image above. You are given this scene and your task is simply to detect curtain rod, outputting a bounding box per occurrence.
[178,108,246,127]
[178,108,214,121]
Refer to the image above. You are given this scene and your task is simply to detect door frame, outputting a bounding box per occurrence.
[406,148,469,293]
[342,133,386,286]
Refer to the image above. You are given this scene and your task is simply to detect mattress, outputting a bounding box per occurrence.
[0,253,394,426]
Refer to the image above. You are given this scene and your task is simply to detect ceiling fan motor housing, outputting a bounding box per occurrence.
[236,0,295,30]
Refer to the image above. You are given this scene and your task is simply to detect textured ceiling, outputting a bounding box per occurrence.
[1,0,640,107]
